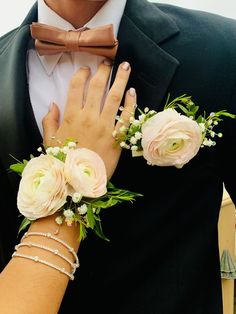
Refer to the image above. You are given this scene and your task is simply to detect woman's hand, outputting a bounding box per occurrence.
[42,60,136,179]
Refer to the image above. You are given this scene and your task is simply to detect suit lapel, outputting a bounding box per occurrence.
[112,0,180,110]
[0,4,41,189]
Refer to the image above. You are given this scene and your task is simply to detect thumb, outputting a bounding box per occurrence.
[42,102,60,147]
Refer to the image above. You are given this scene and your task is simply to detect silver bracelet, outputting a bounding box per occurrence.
[22,232,79,267]
[12,252,74,280]
[15,242,79,274]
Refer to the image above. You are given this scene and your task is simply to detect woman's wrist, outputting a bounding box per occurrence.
[13,214,80,278]
[28,213,81,253]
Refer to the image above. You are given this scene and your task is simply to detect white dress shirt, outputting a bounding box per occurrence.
[28,0,127,135]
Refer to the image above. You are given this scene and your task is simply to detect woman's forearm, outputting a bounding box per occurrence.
[0,214,80,314]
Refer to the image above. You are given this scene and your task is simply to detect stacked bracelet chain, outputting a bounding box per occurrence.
[12,231,80,280]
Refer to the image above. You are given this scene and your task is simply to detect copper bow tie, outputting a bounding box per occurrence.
[30,22,118,59]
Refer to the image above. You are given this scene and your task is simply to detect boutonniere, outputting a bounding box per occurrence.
[10,141,142,241]
[113,94,236,168]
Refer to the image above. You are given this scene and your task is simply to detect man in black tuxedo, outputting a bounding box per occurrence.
[0,0,236,313]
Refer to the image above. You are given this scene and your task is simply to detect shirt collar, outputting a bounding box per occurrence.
[36,0,127,75]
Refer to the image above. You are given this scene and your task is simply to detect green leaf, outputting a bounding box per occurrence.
[93,220,110,242]
[196,115,204,123]
[9,163,25,175]
[23,159,28,165]
[90,198,118,209]
[106,198,119,207]
[164,93,171,108]
[86,206,95,229]
[89,200,110,208]
[55,151,66,162]
[192,105,199,115]
[107,181,115,189]
[177,104,189,115]
[18,217,32,236]
[79,223,87,241]
[217,112,236,119]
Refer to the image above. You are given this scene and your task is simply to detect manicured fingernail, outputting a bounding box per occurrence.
[103,59,113,66]
[121,62,130,71]
[80,66,90,70]
[129,87,136,97]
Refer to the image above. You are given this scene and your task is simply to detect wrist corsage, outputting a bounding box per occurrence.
[114,94,236,168]
[10,141,142,241]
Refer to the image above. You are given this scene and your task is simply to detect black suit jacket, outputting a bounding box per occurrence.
[1,1,236,313]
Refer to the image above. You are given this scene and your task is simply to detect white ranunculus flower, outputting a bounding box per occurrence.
[17,154,68,220]
[141,108,202,168]
[64,148,107,198]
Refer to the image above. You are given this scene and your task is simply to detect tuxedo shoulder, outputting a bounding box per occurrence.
[155,3,236,33]
[156,2,236,38]
[154,3,236,58]
[0,28,19,51]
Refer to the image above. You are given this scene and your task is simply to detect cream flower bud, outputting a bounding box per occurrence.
[46,147,53,154]
[133,120,141,126]
[52,147,60,155]
[64,209,74,218]
[67,141,77,148]
[65,217,74,227]
[72,192,83,203]
[112,130,117,137]
[199,123,205,132]
[149,110,156,115]
[135,132,142,139]
[130,136,137,144]
[62,146,69,154]
[55,216,63,225]
[77,204,88,215]
[119,125,127,133]
[129,117,135,123]
[138,114,145,122]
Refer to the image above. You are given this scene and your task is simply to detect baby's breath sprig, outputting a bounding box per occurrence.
[113,106,157,155]
[43,140,77,161]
